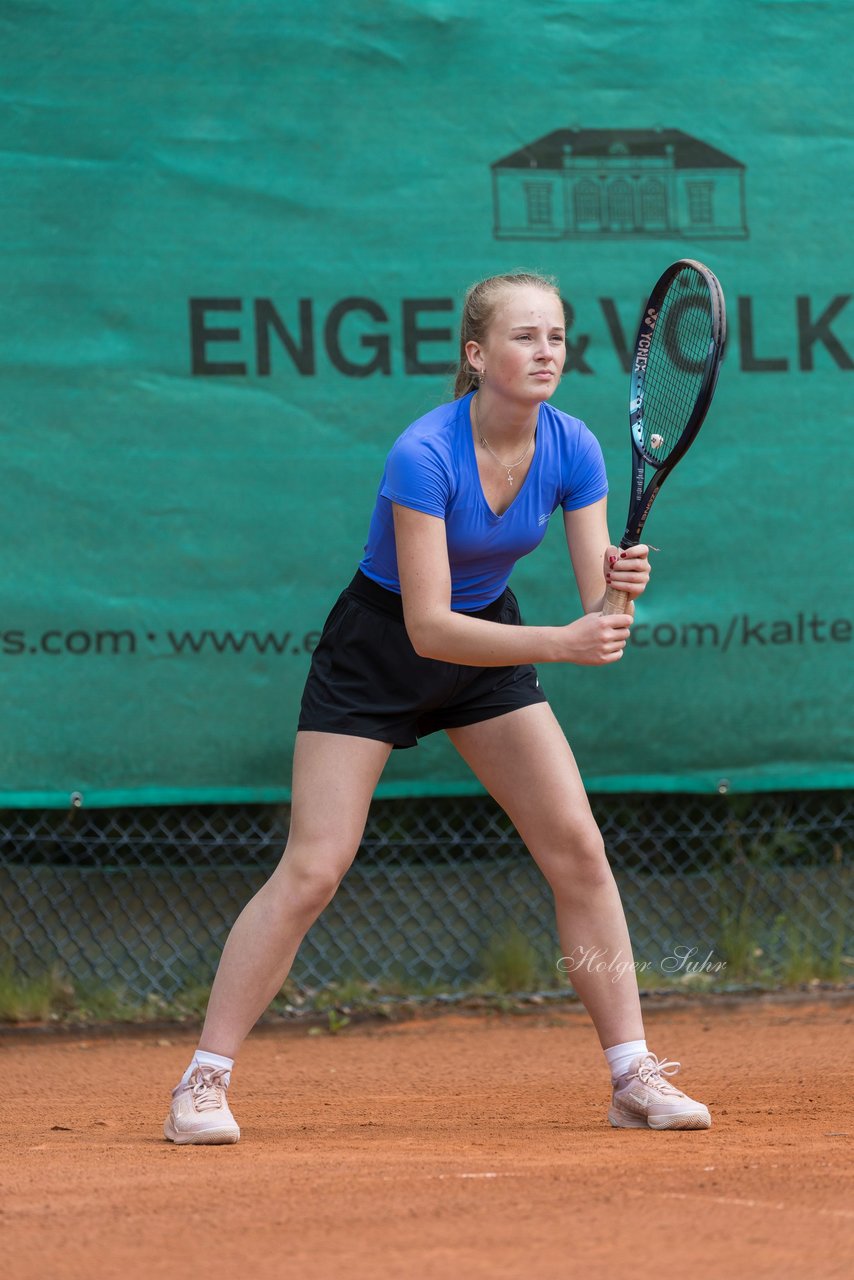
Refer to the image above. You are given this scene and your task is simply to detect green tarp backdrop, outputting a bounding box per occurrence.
[2,2,852,806]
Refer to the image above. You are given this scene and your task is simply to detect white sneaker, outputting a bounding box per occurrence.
[163,1064,240,1145]
[609,1052,711,1130]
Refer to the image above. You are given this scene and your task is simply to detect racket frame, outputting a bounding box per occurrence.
[603,259,726,615]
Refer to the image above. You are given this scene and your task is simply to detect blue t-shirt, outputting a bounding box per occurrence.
[359,391,608,611]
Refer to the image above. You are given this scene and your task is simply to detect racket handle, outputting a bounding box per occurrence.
[602,585,631,616]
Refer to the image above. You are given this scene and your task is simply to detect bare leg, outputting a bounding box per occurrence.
[447,704,645,1049]
[198,732,392,1059]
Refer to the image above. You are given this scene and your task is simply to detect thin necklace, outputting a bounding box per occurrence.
[473,393,537,486]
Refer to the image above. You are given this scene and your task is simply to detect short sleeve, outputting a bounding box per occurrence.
[380,431,451,518]
[561,428,609,512]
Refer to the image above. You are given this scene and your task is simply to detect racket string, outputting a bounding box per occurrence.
[639,267,715,462]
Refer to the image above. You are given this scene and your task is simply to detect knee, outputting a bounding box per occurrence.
[290,864,343,916]
[270,843,354,918]
[538,822,613,898]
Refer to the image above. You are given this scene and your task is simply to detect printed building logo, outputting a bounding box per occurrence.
[492,128,748,241]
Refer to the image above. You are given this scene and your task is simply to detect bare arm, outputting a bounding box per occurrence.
[564,498,651,614]
[393,502,633,667]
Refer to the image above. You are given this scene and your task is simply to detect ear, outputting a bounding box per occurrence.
[464,339,484,375]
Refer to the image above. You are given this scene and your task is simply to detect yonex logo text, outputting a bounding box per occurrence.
[634,308,658,373]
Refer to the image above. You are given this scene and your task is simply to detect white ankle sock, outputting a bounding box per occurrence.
[179,1050,234,1089]
[604,1039,648,1083]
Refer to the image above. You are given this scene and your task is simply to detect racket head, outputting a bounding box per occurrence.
[630,259,726,472]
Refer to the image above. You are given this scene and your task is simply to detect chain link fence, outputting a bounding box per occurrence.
[1,791,851,1002]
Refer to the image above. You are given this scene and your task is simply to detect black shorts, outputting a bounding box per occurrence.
[298,570,547,749]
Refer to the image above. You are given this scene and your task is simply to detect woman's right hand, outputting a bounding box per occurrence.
[557,611,633,665]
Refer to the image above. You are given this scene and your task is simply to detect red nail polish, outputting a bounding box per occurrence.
[620,552,627,559]
[605,573,612,582]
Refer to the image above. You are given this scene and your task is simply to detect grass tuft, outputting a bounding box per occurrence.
[480,924,548,994]
[0,964,75,1023]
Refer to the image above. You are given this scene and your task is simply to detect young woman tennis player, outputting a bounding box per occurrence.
[164,271,711,1144]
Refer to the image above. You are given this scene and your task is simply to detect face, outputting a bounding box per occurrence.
[467,286,566,407]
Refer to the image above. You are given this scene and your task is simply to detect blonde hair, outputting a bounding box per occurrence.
[453,271,562,399]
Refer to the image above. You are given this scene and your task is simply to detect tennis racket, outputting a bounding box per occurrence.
[603,258,727,616]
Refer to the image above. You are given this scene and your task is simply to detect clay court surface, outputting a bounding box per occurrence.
[3,993,852,1280]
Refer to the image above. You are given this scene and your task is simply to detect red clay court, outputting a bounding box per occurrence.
[4,991,852,1280]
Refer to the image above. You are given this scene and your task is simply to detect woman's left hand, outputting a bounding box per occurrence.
[604,544,652,600]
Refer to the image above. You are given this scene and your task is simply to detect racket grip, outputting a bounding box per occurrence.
[602,585,631,616]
